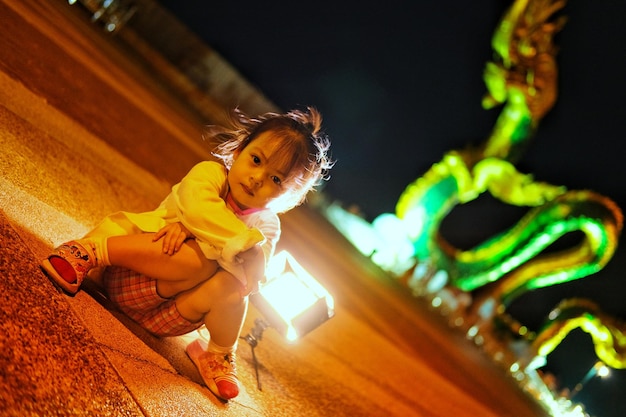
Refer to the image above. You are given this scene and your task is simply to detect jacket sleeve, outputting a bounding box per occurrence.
[217,210,281,287]
[247,211,281,271]
[169,161,265,259]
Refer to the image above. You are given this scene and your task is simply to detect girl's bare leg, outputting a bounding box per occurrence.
[175,270,247,347]
[107,233,217,288]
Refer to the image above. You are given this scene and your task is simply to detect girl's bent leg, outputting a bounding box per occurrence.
[175,270,247,348]
[179,270,245,400]
[107,233,217,284]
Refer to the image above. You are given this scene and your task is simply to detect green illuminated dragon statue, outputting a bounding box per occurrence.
[324,0,625,371]
[533,298,625,370]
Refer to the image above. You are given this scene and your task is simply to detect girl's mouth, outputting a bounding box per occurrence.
[241,184,254,196]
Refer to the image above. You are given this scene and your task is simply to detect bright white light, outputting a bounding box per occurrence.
[324,203,379,256]
[467,326,478,338]
[597,363,610,378]
[324,204,417,276]
[260,272,320,326]
[402,206,425,241]
[256,251,334,342]
[426,270,448,293]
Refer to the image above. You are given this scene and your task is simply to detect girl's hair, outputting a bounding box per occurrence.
[206,107,334,213]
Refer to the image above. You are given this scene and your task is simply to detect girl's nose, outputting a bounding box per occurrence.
[250,174,262,186]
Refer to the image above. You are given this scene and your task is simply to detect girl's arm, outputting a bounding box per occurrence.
[238,245,265,295]
[216,209,281,289]
[169,161,265,257]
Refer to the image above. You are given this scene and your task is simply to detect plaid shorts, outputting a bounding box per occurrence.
[103,266,203,336]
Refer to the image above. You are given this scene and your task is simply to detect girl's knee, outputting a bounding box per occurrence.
[181,240,218,278]
[212,271,246,302]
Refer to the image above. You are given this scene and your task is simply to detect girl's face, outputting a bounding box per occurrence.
[227,132,291,210]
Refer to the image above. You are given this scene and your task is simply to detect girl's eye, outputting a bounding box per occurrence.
[272,176,282,185]
[252,155,261,164]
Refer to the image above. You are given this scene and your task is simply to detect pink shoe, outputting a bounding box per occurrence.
[186,339,240,400]
[40,240,97,294]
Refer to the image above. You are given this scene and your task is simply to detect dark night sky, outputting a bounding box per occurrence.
[158,1,625,415]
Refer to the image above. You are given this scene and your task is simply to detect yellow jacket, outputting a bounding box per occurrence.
[88,161,280,286]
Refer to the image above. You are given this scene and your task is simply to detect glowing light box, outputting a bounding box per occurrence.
[251,251,335,342]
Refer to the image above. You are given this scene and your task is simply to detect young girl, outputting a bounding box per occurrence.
[41,107,333,400]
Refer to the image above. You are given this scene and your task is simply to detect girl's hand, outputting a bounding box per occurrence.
[239,245,265,296]
[153,222,193,255]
